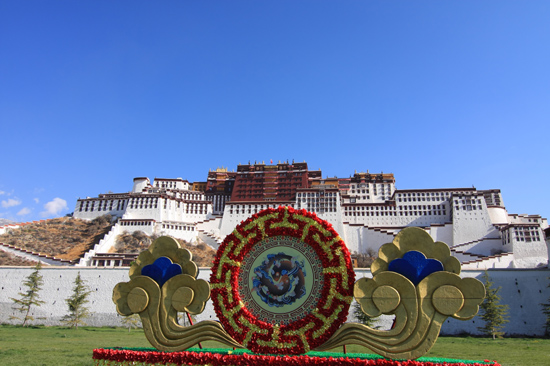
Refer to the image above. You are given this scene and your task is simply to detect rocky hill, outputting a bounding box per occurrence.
[0,250,38,266]
[0,215,216,267]
[112,231,216,267]
[0,216,113,265]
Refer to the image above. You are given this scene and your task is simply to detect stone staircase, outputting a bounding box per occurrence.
[196,215,224,248]
[197,229,223,249]
[461,252,514,269]
[450,248,486,262]
[77,221,122,266]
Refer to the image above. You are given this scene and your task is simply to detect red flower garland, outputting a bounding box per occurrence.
[210,207,356,354]
[93,348,501,366]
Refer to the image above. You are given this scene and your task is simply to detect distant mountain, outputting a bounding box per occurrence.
[0,218,15,226]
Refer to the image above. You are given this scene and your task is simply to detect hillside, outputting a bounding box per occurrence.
[0,216,113,264]
[0,216,216,267]
[112,231,216,267]
[0,250,38,266]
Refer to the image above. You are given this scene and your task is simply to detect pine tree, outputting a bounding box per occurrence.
[478,271,509,339]
[121,314,141,332]
[10,261,45,326]
[62,272,92,329]
[353,300,379,328]
[540,279,550,336]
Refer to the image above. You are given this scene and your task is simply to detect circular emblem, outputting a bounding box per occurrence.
[240,236,324,325]
[251,250,308,308]
[210,207,355,354]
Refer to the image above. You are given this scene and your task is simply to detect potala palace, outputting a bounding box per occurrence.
[72,161,549,269]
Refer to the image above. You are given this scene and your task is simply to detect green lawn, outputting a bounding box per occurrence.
[0,325,549,366]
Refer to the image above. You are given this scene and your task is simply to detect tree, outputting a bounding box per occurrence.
[10,261,45,326]
[540,278,550,336]
[121,314,141,332]
[352,300,379,328]
[478,271,509,339]
[62,272,92,329]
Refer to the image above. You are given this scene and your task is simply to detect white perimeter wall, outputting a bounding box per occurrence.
[1,267,548,337]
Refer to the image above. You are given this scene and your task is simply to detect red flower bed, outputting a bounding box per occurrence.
[93,348,501,366]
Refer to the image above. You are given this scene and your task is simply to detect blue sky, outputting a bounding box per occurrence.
[1,1,549,222]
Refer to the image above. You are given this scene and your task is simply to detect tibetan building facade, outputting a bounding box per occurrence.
[73,161,549,269]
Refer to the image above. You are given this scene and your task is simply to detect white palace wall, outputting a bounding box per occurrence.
[71,175,549,270]
[1,266,548,337]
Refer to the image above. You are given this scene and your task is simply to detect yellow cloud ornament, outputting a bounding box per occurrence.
[113,236,242,351]
[317,227,485,360]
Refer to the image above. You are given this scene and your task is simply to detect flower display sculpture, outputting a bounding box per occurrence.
[112,212,484,360]
[112,236,241,351]
[210,206,355,354]
[317,227,486,360]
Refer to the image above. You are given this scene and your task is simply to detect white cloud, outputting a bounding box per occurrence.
[34,198,40,204]
[41,198,68,217]
[1,198,22,208]
[0,190,5,195]
[17,207,31,216]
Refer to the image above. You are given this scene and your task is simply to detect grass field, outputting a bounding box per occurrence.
[0,325,549,366]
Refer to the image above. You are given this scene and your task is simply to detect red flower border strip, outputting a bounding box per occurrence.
[93,348,502,366]
[210,206,355,354]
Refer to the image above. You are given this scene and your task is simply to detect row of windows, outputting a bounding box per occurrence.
[208,195,230,212]
[155,181,186,189]
[503,226,542,243]
[130,204,157,210]
[121,221,152,226]
[351,183,392,189]
[303,207,337,213]
[350,196,371,201]
[455,205,483,211]
[300,201,336,207]
[228,204,294,214]
[344,210,446,217]
[398,192,451,197]
[168,192,203,200]
[398,197,446,202]
[297,192,336,197]
[236,187,298,193]
[345,205,397,211]
[162,224,195,231]
[301,198,337,203]
[239,175,303,181]
[516,235,541,242]
[399,204,445,210]
[161,200,209,214]
[294,202,337,213]
[129,197,158,210]
[78,200,126,212]
[454,199,482,204]
[348,197,393,203]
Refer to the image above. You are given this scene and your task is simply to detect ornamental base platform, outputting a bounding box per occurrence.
[93,348,501,366]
